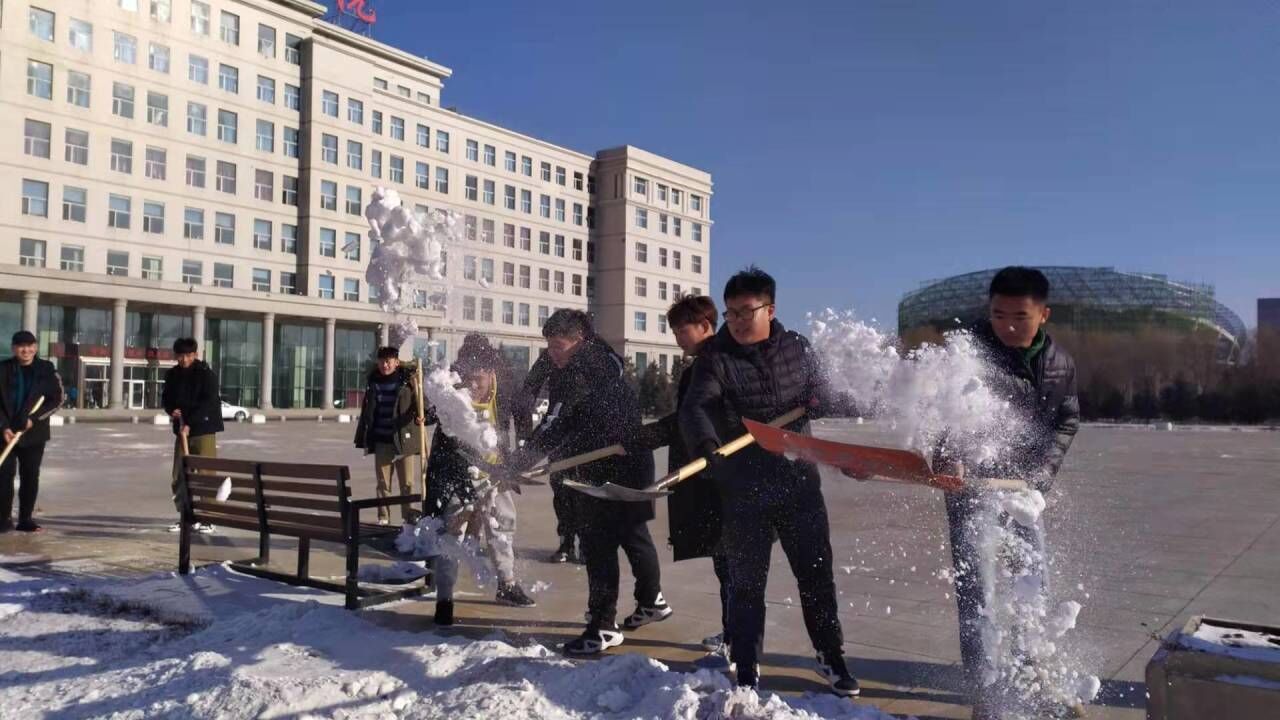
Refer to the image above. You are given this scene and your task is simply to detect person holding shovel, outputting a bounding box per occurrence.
[164,338,224,534]
[679,266,859,697]
[0,330,63,533]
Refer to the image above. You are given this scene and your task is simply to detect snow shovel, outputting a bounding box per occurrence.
[518,443,626,483]
[563,407,807,502]
[0,396,44,467]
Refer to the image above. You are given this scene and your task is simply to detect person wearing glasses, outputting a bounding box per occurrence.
[679,267,859,697]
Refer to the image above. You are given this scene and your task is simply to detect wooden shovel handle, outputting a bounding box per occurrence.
[522,443,625,479]
[0,396,45,467]
[656,406,807,489]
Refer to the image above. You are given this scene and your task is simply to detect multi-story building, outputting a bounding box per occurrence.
[0,0,712,411]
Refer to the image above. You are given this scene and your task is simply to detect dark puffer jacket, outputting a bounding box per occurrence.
[680,321,835,499]
[965,321,1080,490]
[162,361,225,437]
[529,336,655,527]
[0,357,64,447]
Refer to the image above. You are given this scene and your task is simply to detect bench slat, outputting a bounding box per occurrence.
[191,489,258,505]
[191,500,260,519]
[258,462,349,481]
[188,513,263,533]
[264,520,346,543]
[263,508,344,529]
[185,457,260,475]
[259,479,347,496]
[261,494,343,513]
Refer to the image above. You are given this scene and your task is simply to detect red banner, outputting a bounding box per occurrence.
[337,0,376,24]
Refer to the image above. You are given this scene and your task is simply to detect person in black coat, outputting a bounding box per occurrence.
[680,267,860,697]
[627,296,732,664]
[513,310,665,655]
[0,331,64,533]
[934,267,1080,717]
[162,337,225,530]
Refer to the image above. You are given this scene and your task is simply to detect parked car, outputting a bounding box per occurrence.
[221,400,249,421]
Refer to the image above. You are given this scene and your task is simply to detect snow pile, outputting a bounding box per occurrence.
[0,565,895,719]
[422,367,498,453]
[364,187,459,346]
[394,515,496,588]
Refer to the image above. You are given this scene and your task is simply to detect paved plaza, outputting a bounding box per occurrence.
[2,419,1278,719]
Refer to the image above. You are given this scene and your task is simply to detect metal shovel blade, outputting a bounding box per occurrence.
[562,479,671,501]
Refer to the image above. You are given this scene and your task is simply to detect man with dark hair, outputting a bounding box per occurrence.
[164,337,224,534]
[680,266,859,696]
[1,331,64,533]
[516,309,667,655]
[628,296,733,665]
[354,346,424,525]
[939,266,1080,718]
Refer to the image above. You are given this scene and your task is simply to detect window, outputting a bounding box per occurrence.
[150,43,171,73]
[556,166,566,186]
[108,194,131,228]
[30,7,55,42]
[217,110,237,143]
[518,303,531,327]
[213,263,234,288]
[573,203,584,226]
[217,64,238,93]
[321,90,338,117]
[281,224,297,254]
[635,277,647,297]
[519,265,531,289]
[189,54,208,84]
[539,232,550,255]
[214,212,235,245]
[182,260,203,285]
[658,184,668,203]
[635,208,648,229]
[462,256,477,282]
[435,167,450,194]
[693,223,703,243]
[555,199,566,222]
[27,60,53,99]
[692,195,703,212]
[502,301,514,325]
[320,180,337,211]
[110,139,133,174]
[659,316,669,335]
[366,150,380,178]
[634,312,647,332]
[282,175,298,205]
[483,180,495,205]
[674,282,683,298]
[520,227,532,252]
[436,130,450,153]
[67,71,91,107]
[283,127,299,158]
[658,281,668,301]
[693,255,703,274]
[465,175,478,201]
[318,133,338,164]
[62,187,87,222]
[673,250,682,270]
[187,101,207,135]
[142,201,164,233]
[505,151,517,172]
[659,247,668,267]
[216,161,237,194]
[147,92,168,126]
[538,306,550,327]
[554,235,566,258]
[219,11,240,45]
[346,98,364,125]
[142,256,162,281]
[462,296,476,321]
[254,169,273,201]
[107,251,130,277]
[482,219,495,244]
[346,186,362,215]
[69,19,93,51]
[398,85,411,98]
[61,128,88,165]
[344,232,361,261]
[284,84,300,111]
[553,271,565,294]
[521,156,533,177]
[634,177,648,196]
[253,268,271,292]
[285,34,302,65]
[24,120,51,158]
[464,216,477,242]
[344,278,360,302]
[574,171,584,191]
[191,2,210,35]
[183,208,204,239]
[572,238,583,261]
[389,156,404,183]
[145,147,167,180]
[319,228,336,257]
[520,189,532,214]
[466,139,479,162]
[151,0,172,22]
[347,141,363,170]
[371,110,382,134]
[186,155,206,187]
[539,194,550,218]
[257,24,275,58]
[502,224,516,249]
[538,268,550,292]
[280,271,297,294]
[570,273,582,296]
[482,144,496,166]
[112,82,134,117]
[19,239,47,268]
[390,117,405,141]
[481,298,493,323]
[257,75,276,104]
[660,214,669,234]
[540,162,551,182]
[417,124,430,147]
[256,120,274,152]
[252,219,272,250]
[61,246,85,272]
[481,258,495,284]
[502,262,515,286]
[114,32,137,64]
[673,189,683,205]
[635,242,648,263]
[674,217,683,237]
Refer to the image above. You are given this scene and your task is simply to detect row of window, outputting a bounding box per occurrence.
[633,277,704,303]
[458,296,562,328]
[632,176,707,217]
[461,256,586,298]
[634,208,705,243]
[632,242,706,275]
[634,311,673,335]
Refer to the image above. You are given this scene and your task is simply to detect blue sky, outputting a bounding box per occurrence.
[348,0,1280,330]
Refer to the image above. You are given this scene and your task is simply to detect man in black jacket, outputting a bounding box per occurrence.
[0,331,64,533]
[163,337,224,533]
[628,296,731,665]
[680,267,860,697]
[521,348,582,563]
[937,267,1080,717]
[515,310,666,655]
[353,347,425,525]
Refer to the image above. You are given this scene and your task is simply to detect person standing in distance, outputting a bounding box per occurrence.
[0,330,64,533]
[164,337,224,534]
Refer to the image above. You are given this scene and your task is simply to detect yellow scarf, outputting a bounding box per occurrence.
[471,380,500,467]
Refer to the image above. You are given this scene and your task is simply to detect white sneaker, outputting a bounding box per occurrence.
[621,592,674,630]
[167,522,183,533]
[194,523,216,534]
[701,631,724,651]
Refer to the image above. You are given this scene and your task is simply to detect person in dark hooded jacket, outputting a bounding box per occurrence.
[163,337,224,532]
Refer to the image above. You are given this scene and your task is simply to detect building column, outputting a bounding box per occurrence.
[260,312,275,409]
[322,317,336,410]
[21,290,39,335]
[379,323,390,347]
[192,306,207,358]
[109,299,127,409]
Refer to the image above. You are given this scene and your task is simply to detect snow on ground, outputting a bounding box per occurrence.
[0,563,898,719]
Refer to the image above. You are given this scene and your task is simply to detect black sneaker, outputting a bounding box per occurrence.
[815,649,860,697]
[433,600,454,626]
[548,537,574,563]
[564,624,623,656]
[15,520,43,533]
[496,583,537,608]
[0,518,13,534]
[621,592,673,629]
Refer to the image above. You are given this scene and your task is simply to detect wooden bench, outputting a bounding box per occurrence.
[176,456,428,609]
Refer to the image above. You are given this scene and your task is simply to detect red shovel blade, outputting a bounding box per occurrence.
[743,419,964,492]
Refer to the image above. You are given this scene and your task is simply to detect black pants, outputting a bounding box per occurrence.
[720,477,844,669]
[580,519,662,629]
[712,551,731,636]
[945,490,1045,695]
[1,443,45,525]
[549,474,580,544]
